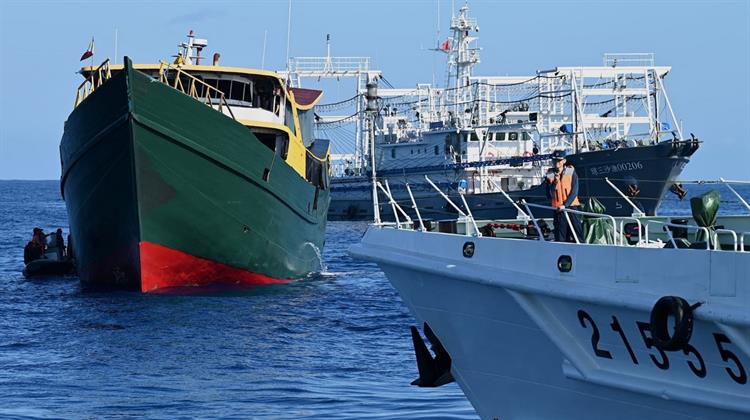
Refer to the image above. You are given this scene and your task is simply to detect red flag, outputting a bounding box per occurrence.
[80,37,94,61]
[441,39,450,51]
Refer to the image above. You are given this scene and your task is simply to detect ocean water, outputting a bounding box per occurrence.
[0,180,748,419]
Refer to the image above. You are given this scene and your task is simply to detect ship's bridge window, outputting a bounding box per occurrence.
[522,132,530,141]
[509,132,519,141]
[217,79,232,99]
[495,132,506,141]
[199,75,281,115]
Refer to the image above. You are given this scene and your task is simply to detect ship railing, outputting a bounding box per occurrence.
[643,220,712,250]
[424,176,482,237]
[741,232,750,251]
[522,201,644,246]
[642,219,746,251]
[488,179,531,222]
[372,180,413,230]
[157,61,236,120]
[605,177,646,218]
[718,179,750,213]
[74,59,112,108]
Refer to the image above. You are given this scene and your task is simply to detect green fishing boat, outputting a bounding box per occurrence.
[60,33,330,292]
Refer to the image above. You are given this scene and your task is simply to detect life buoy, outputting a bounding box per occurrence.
[649,296,702,351]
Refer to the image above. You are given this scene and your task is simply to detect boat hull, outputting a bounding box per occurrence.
[351,227,750,420]
[329,141,698,221]
[60,59,329,292]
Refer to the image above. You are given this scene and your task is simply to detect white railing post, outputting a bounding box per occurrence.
[459,192,482,237]
[720,178,750,213]
[424,176,467,217]
[406,183,425,231]
[605,177,646,218]
[520,200,545,241]
[489,179,530,221]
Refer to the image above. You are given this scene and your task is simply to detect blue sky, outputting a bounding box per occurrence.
[0,0,748,180]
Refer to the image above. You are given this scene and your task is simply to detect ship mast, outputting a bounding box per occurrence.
[445,3,480,127]
[175,30,208,65]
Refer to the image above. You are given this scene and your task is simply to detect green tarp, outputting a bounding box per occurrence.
[582,197,616,244]
[690,190,720,246]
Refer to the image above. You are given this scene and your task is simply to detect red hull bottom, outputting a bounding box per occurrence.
[139,241,289,293]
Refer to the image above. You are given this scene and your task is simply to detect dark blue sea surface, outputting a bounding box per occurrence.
[1,180,748,419]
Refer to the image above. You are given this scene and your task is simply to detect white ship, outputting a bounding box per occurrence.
[350,181,750,419]
[286,4,699,221]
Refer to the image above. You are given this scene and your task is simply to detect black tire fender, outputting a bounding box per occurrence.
[649,296,701,352]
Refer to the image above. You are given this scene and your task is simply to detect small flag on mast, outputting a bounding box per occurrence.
[441,39,450,52]
[80,38,94,61]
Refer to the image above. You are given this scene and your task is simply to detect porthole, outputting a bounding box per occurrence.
[557,255,572,272]
[463,242,475,258]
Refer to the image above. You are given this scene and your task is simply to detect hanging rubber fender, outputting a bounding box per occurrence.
[649,296,702,351]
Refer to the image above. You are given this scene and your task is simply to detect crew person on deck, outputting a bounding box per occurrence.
[546,151,583,242]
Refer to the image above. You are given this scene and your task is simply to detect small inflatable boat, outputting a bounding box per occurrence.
[23,259,76,278]
[22,231,76,278]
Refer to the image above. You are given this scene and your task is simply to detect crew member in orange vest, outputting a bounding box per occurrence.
[546,151,583,242]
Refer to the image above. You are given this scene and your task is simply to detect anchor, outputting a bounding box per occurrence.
[410,323,455,387]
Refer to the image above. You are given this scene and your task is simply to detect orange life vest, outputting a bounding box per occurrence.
[551,168,580,208]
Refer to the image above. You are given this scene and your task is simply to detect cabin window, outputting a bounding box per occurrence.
[509,132,519,141]
[204,78,218,90]
[495,132,506,141]
[522,132,530,141]
[217,79,232,98]
[244,82,254,104]
[230,80,245,101]
[434,145,439,155]
[391,148,396,159]
[469,133,479,141]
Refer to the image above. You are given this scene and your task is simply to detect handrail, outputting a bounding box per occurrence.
[563,211,581,244]
[376,181,412,226]
[158,61,236,120]
[604,177,646,218]
[741,232,750,252]
[406,183,425,231]
[525,202,619,245]
[643,220,711,250]
[74,59,112,107]
[719,177,750,213]
[424,176,467,217]
[520,200,546,240]
[489,179,530,221]
[714,228,739,252]
[618,218,644,246]
[423,176,481,237]
[459,192,482,238]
